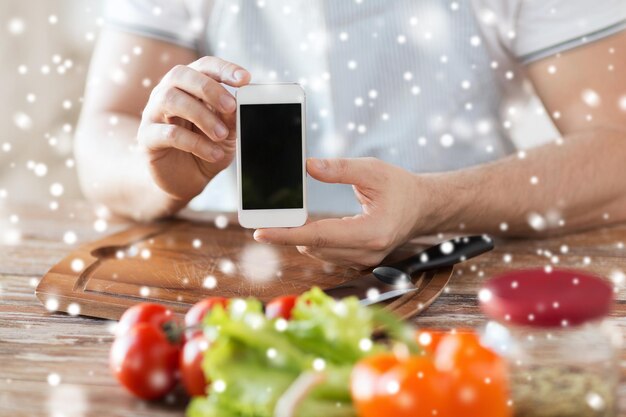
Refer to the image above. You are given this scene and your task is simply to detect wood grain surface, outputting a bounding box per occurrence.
[1,200,625,417]
[33,217,454,321]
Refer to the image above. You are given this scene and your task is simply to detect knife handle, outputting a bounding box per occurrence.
[388,235,494,276]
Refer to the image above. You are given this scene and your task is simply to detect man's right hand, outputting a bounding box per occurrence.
[138,57,250,202]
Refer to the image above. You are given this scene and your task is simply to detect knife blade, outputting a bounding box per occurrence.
[324,235,494,305]
[322,277,416,306]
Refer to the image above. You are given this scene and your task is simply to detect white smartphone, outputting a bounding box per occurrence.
[236,83,307,229]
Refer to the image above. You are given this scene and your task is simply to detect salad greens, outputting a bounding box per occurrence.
[186,288,416,417]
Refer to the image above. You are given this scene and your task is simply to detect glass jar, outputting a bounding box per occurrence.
[479,268,622,417]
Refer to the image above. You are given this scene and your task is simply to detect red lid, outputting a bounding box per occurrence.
[480,268,613,327]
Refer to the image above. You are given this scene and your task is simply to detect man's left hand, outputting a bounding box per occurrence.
[253,157,442,269]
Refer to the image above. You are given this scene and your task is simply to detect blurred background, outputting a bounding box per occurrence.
[1,0,103,204]
[0,0,556,209]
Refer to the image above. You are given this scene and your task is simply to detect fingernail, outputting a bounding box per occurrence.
[212,148,224,160]
[253,230,267,243]
[219,94,236,112]
[214,123,228,139]
[310,158,327,171]
[233,69,247,81]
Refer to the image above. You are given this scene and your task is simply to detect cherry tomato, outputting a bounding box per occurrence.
[116,303,180,340]
[110,323,180,400]
[351,353,449,417]
[265,295,298,320]
[433,332,511,417]
[184,297,229,339]
[180,334,211,397]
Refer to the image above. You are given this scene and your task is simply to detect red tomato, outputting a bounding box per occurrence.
[433,332,511,417]
[110,323,180,400]
[265,295,298,320]
[351,353,449,417]
[180,334,211,397]
[116,303,180,340]
[184,297,229,338]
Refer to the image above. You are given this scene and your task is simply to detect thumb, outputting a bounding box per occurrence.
[306,157,380,187]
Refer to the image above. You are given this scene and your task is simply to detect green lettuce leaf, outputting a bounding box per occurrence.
[185,288,415,417]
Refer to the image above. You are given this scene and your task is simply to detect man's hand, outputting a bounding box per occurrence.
[253,158,441,269]
[138,57,250,201]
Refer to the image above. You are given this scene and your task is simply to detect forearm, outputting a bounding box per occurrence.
[429,127,626,236]
[74,112,188,221]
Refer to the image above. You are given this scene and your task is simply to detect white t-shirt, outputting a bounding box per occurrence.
[105,0,626,214]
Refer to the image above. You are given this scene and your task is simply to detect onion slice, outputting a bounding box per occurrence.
[274,372,326,417]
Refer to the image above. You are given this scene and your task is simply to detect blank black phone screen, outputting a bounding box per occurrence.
[240,103,303,210]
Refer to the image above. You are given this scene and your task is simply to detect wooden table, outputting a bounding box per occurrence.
[1,200,625,416]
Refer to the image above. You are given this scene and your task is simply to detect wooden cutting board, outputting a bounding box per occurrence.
[35,217,454,320]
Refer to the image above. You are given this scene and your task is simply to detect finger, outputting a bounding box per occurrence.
[158,87,230,142]
[306,157,383,188]
[253,217,369,248]
[188,56,251,87]
[297,246,376,270]
[139,123,224,162]
[165,65,236,113]
[221,107,236,130]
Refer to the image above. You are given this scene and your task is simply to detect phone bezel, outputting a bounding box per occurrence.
[235,83,307,229]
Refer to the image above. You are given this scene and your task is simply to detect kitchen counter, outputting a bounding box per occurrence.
[1,200,625,416]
